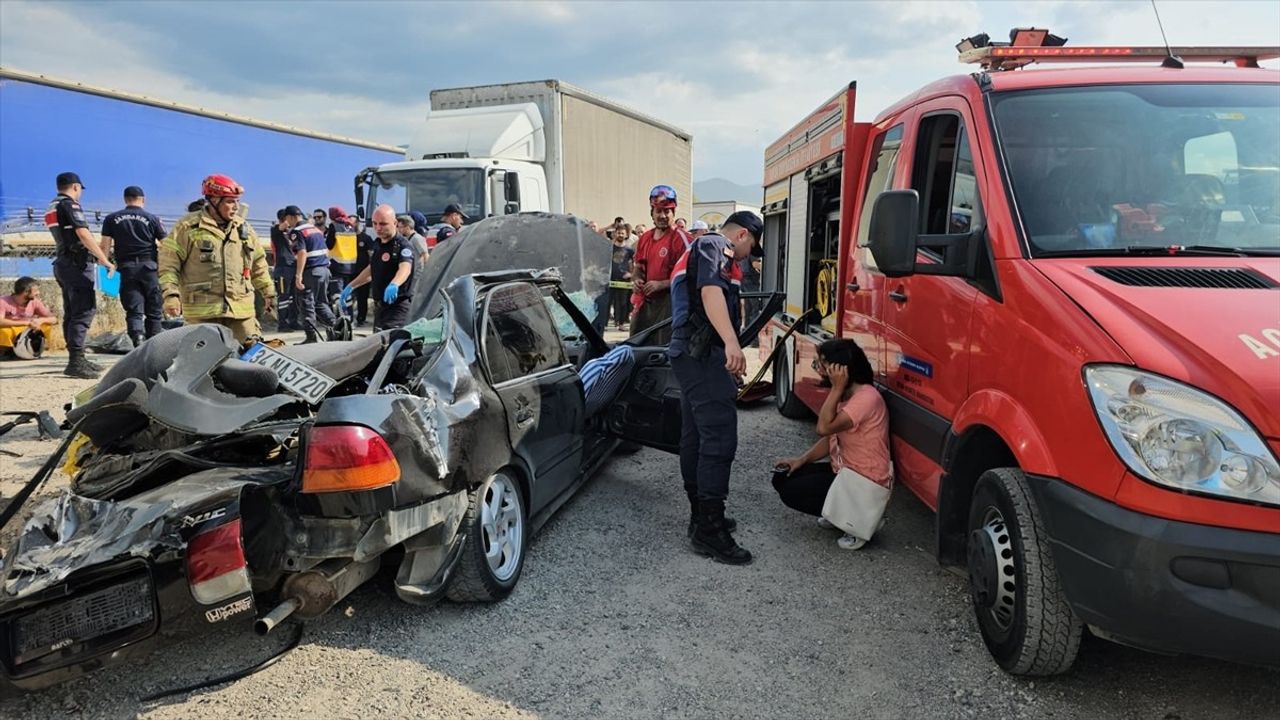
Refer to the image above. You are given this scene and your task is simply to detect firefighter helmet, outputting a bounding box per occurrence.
[201,174,244,198]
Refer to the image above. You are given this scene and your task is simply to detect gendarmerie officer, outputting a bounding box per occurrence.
[270,208,299,330]
[100,186,165,348]
[282,205,336,343]
[668,210,762,565]
[340,204,414,330]
[45,172,115,378]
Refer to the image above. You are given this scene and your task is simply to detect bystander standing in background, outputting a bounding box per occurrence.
[609,224,635,331]
[397,214,431,273]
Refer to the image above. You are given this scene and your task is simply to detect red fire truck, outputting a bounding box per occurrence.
[759,30,1280,674]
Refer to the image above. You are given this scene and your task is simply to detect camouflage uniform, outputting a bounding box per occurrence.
[159,210,274,342]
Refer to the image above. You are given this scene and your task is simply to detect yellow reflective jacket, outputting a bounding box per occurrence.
[159,210,273,320]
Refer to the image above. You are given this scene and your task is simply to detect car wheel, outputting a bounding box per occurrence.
[966,468,1083,675]
[774,350,811,419]
[446,470,527,603]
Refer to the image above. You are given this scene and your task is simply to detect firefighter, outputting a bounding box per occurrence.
[668,210,762,565]
[159,174,274,344]
[632,184,691,343]
[46,172,115,378]
[282,205,336,343]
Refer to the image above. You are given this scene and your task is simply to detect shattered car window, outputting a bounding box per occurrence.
[483,283,568,383]
[410,213,612,324]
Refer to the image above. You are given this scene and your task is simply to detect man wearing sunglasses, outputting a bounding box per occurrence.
[631,184,691,343]
[668,210,763,565]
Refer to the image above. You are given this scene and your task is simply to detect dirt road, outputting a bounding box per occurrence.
[0,345,1276,719]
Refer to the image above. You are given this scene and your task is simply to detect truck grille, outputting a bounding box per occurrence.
[1092,266,1277,289]
[9,574,155,667]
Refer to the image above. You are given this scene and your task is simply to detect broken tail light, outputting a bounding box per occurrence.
[186,518,251,605]
[302,425,401,494]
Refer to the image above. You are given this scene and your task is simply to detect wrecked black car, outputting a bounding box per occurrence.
[0,213,780,692]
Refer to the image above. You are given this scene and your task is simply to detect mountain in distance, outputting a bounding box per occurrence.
[693,177,761,205]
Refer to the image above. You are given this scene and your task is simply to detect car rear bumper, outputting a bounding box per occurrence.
[1026,474,1280,667]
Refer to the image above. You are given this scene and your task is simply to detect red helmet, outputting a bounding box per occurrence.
[201,174,243,198]
[649,184,677,209]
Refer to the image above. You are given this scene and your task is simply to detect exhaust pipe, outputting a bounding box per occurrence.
[254,558,379,635]
[254,597,301,636]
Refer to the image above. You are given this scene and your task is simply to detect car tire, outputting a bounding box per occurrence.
[774,351,811,419]
[966,468,1083,676]
[446,470,527,603]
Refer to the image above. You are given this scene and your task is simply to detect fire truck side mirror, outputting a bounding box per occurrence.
[868,190,921,278]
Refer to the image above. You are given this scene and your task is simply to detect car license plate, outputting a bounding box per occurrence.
[240,343,336,404]
[10,575,155,666]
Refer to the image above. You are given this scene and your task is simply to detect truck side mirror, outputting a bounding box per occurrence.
[867,190,920,278]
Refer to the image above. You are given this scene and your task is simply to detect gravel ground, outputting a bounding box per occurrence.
[1,341,1276,719]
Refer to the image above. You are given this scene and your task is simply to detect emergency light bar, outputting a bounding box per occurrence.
[956,27,1280,70]
[961,45,1280,70]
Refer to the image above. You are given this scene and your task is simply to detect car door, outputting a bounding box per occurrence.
[606,291,785,453]
[480,281,585,514]
[879,101,986,506]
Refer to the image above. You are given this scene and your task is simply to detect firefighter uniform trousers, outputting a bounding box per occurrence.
[671,346,738,501]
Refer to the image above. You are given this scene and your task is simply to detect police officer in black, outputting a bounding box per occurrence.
[270,208,299,330]
[340,205,413,330]
[668,210,762,564]
[100,186,165,348]
[45,172,115,378]
[281,206,335,343]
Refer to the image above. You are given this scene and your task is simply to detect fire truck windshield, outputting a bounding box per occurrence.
[992,83,1280,256]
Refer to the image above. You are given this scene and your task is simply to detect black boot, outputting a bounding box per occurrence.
[64,351,101,379]
[691,499,752,565]
[687,492,737,537]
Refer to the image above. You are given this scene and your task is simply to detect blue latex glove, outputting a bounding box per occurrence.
[382,283,400,304]
[339,284,354,307]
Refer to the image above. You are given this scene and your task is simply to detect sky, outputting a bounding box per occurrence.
[2,0,1278,186]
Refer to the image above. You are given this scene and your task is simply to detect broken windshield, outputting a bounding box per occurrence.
[992,83,1280,255]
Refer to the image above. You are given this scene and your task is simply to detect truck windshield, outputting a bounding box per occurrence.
[368,168,484,223]
[992,84,1280,255]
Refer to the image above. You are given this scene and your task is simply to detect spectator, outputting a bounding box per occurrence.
[100,186,166,348]
[0,277,57,359]
[675,218,688,232]
[689,219,709,240]
[436,203,467,244]
[609,225,635,331]
[397,213,431,273]
[409,211,432,248]
[312,208,329,236]
[772,339,892,550]
[631,223,647,248]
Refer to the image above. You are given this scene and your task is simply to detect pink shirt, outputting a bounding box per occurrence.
[828,384,892,487]
[0,294,52,321]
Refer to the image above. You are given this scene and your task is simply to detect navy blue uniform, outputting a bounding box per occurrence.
[270,223,298,329]
[369,234,414,329]
[668,233,743,503]
[352,230,375,324]
[45,194,96,353]
[102,206,166,342]
[288,223,335,338]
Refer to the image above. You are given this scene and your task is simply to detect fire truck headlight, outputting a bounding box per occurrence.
[1086,365,1280,508]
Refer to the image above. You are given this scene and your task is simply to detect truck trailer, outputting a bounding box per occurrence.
[760,32,1280,674]
[355,80,692,228]
[0,66,402,262]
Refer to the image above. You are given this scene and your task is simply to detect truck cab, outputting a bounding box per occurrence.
[762,33,1280,674]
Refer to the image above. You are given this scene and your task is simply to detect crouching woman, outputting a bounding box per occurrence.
[772,339,891,550]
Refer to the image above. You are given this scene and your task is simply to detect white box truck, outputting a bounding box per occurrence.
[355,80,692,228]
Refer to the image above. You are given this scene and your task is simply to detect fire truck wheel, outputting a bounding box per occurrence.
[966,468,1083,676]
[774,353,812,419]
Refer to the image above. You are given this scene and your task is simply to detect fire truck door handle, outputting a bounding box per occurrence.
[889,290,908,303]
[845,282,860,292]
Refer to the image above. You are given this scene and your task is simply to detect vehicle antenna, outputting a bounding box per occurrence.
[1150,0,1184,68]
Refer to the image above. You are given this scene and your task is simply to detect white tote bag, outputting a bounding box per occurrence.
[821,465,892,541]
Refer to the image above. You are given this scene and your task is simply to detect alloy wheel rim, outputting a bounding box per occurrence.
[480,474,523,581]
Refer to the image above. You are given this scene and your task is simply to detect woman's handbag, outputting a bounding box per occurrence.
[821,465,892,540]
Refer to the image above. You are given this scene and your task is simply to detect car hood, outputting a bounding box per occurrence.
[1033,258,1280,437]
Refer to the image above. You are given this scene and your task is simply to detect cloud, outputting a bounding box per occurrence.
[2,0,1277,186]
